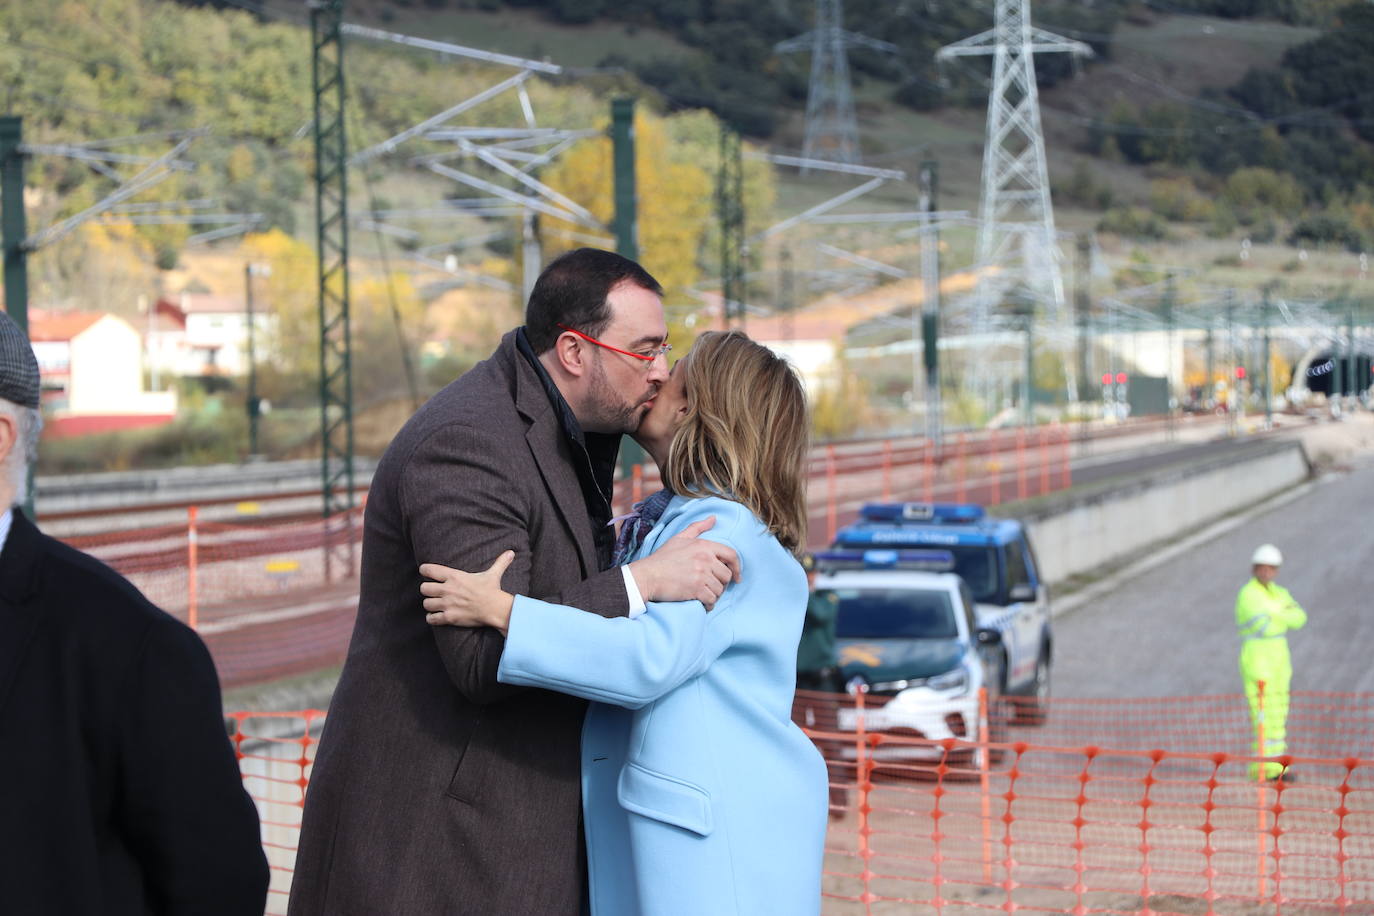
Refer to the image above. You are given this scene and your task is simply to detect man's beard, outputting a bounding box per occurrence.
[585,355,655,434]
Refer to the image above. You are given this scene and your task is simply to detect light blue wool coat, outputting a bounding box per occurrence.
[498,494,828,916]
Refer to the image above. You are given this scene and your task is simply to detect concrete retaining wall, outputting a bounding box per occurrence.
[1025,440,1311,586]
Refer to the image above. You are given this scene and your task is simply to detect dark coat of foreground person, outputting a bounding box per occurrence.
[0,509,270,915]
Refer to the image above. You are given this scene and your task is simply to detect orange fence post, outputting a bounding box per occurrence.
[1016,426,1028,501]
[932,743,946,916]
[881,440,892,502]
[955,433,967,503]
[1257,679,1268,899]
[631,463,643,504]
[1336,764,1353,916]
[826,445,838,544]
[1061,423,1072,490]
[990,448,1002,505]
[1137,753,1162,907]
[1038,426,1050,496]
[853,686,874,915]
[978,687,993,884]
[187,505,199,631]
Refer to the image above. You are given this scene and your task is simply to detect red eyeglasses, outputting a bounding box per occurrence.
[557,324,671,363]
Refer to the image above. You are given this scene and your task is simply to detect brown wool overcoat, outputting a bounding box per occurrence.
[287,330,628,915]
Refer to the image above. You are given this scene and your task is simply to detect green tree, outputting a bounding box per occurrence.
[1220,167,1304,224]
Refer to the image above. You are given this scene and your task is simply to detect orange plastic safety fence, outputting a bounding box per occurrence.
[235,695,1374,916]
[996,692,1374,762]
[62,510,364,687]
[231,711,324,916]
[61,418,1184,683]
[64,507,364,622]
[610,428,1082,551]
[793,689,1374,915]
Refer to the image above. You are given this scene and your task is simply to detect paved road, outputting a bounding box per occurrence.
[1052,455,1374,698]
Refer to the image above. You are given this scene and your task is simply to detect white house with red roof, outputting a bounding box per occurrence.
[29,309,177,438]
[147,292,268,380]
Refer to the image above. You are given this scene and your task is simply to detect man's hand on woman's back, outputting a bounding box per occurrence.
[628,517,741,610]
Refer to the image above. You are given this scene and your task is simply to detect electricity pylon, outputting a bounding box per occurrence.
[938,0,1091,326]
[776,0,895,166]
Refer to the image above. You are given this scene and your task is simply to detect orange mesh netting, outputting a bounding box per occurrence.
[65,508,363,688]
[234,692,1374,915]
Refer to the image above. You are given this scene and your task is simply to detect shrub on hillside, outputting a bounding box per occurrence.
[1220,168,1304,224]
[1149,177,1215,222]
[1288,213,1368,252]
[1098,207,1171,241]
[1057,162,1115,210]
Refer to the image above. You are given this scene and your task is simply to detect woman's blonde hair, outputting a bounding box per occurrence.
[662,330,809,555]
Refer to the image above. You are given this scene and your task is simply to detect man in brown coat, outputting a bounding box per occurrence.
[288,249,738,915]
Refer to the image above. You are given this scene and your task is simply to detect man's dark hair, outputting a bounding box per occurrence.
[524,248,664,353]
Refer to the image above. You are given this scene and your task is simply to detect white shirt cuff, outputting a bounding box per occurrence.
[622,566,647,619]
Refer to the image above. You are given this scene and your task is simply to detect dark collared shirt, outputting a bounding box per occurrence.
[516,328,620,571]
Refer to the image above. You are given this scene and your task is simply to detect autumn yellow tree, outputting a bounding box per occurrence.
[541,108,712,302]
[240,229,429,406]
[241,229,317,376]
[811,361,873,440]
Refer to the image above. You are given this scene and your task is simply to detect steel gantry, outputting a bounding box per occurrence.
[311,0,356,578]
[344,23,606,301]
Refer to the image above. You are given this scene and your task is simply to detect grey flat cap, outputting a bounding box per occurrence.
[0,310,40,409]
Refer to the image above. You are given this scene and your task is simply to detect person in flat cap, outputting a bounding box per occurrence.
[0,310,269,914]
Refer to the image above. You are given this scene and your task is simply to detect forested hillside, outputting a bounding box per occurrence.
[336,0,1374,250]
[9,0,1374,462]
[13,0,1374,263]
[3,0,772,451]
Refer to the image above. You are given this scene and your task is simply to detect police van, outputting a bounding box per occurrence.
[820,502,1052,729]
[815,548,1008,763]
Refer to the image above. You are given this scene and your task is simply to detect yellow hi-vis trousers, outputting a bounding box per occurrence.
[1241,643,1291,781]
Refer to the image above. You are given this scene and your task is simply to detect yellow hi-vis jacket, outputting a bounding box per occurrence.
[1235,578,1306,677]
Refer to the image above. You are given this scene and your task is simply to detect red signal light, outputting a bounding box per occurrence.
[1101,373,1112,385]
[1235,366,1247,380]
[1115,372,1127,384]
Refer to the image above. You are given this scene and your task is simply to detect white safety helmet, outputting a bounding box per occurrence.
[1251,544,1283,567]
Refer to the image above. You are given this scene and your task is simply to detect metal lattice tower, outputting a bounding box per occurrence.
[311,0,356,578]
[938,0,1090,325]
[777,0,894,166]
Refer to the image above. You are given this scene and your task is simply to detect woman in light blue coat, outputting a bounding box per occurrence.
[420,331,827,915]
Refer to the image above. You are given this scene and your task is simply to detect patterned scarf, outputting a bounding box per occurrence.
[611,488,675,566]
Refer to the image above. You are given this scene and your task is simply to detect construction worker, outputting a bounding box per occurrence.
[1236,544,1306,781]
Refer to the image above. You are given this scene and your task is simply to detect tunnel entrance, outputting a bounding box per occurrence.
[1304,352,1372,397]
